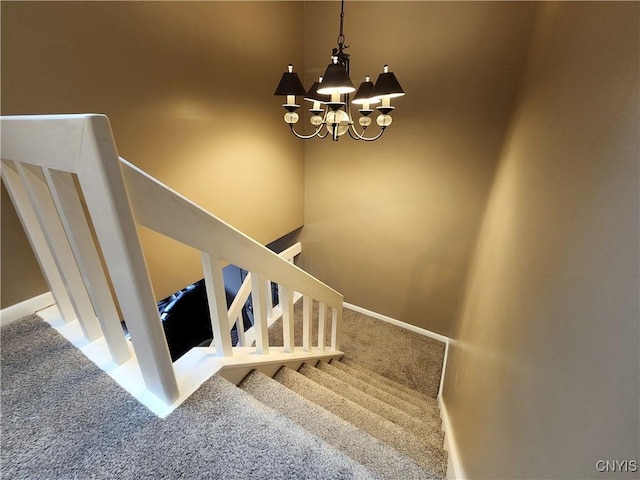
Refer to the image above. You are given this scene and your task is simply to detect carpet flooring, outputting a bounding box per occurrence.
[1,315,374,479]
[267,302,446,397]
[2,309,448,479]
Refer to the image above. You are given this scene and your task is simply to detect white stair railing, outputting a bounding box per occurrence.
[1,114,343,408]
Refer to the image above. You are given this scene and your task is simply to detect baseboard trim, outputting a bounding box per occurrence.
[343,302,450,344]
[0,291,55,327]
[439,395,467,480]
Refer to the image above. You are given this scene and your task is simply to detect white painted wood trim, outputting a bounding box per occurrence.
[227,273,252,329]
[201,252,234,357]
[240,291,302,348]
[279,284,295,353]
[251,273,269,354]
[343,302,450,344]
[1,162,76,323]
[439,340,450,398]
[302,295,312,352]
[75,115,179,404]
[225,243,302,331]
[318,302,327,351]
[0,292,55,327]
[16,162,102,342]
[120,160,343,309]
[439,395,467,480]
[44,168,131,365]
[330,307,339,351]
[3,114,345,412]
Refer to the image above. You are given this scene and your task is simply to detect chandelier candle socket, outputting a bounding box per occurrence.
[274,0,405,141]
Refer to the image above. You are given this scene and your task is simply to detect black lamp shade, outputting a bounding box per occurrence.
[317,62,355,95]
[352,78,380,105]
[305,80,331,103]
[274,66,307,96]
[371,66,405,99]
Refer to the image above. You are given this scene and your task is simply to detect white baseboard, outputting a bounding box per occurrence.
[0,291,55,327]
[439,394,467,480]
[343,302,450,344]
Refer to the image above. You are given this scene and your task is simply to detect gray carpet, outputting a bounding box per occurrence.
[238,370,437,480]
[0,315,380,479]
[273,366,448,478]
[298,363,443,449]
[329,359,439,413]
[268,302,446,397]
[316,361,444,440]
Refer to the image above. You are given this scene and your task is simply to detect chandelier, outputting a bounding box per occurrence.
[274,0,405,142]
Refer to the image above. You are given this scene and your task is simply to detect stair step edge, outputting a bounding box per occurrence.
[274,366,448,477]
[319,360,443,426]
[299,363,445,450]
[239,370,443,480]
[339,358,439,403]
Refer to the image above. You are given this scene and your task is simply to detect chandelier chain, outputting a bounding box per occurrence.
[337,0,346,50]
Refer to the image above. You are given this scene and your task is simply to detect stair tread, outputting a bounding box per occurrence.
[195,374,378,479]
[239,370,440,480]
[299,363,444,450]
[275,366,448,478]
[340,358,439,405]
[320,360,442,424]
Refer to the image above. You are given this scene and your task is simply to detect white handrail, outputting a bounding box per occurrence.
[2,114,179,404]
[119,161,342,307]
[1,113,343,409]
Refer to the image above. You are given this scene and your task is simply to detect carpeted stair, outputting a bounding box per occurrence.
[239,360,448,479]
[2,311,447,479]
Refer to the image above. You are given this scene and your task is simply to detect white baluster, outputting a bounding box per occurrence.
[201,252,233,357]
[265,279,274,318]
[45,169,131,365]
[235,315,246,347]
[279,284,295,353]
[318,302,327,351]
[251,273,269,354]
[1,161,76,323]
[17,163,101,341]
[330,306,341,351]
[302,295,312,352]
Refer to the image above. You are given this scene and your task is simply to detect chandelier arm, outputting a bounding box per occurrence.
[289,124,325,140]
[347,124,387,141]
[344,101,386,141]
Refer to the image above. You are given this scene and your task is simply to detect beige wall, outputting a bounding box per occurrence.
[297,1,537,336]
[443,2,639,478]
[1,1,304,306]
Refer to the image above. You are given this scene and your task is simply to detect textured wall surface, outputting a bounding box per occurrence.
[1,1,304,305]
[443,2,639,478]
